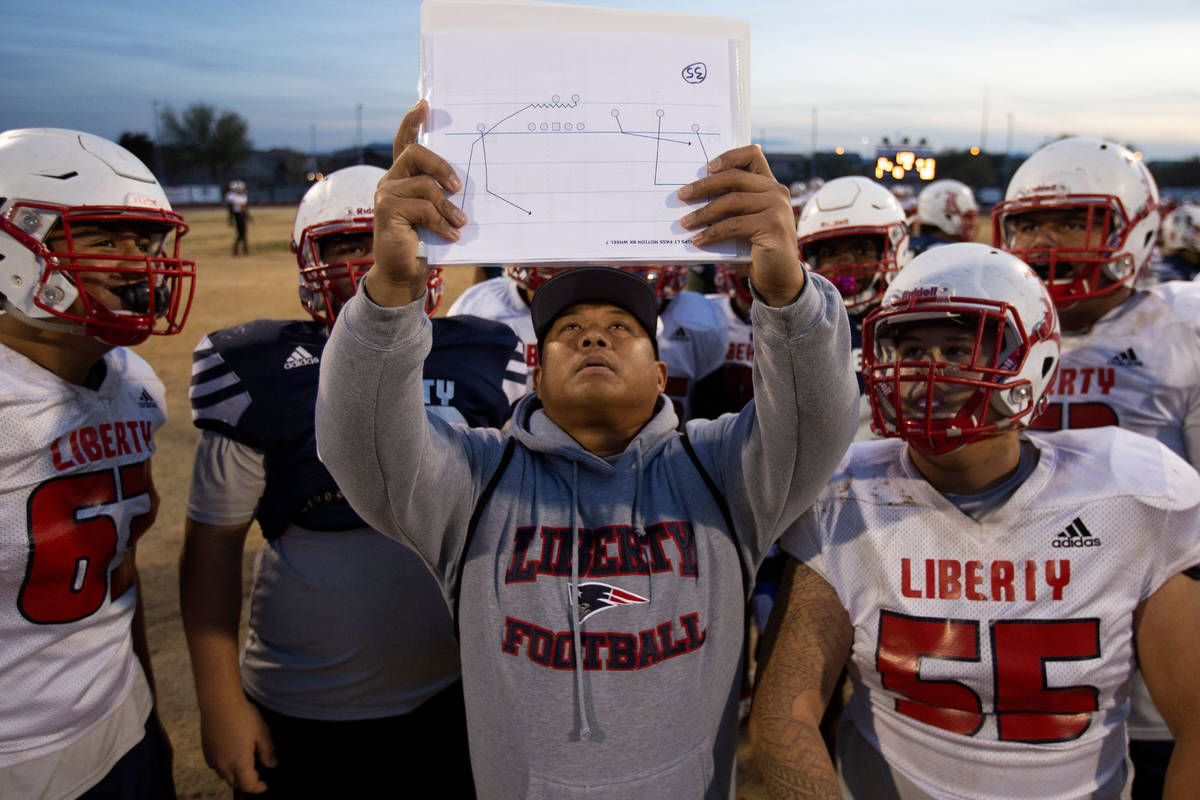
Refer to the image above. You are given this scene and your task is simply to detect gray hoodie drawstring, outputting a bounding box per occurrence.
[568,460,599,740]
[630,443,648,603]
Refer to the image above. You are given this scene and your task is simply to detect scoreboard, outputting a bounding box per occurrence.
[874,144,935,181]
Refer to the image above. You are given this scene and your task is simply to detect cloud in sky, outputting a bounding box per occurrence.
[2,0,1197,158]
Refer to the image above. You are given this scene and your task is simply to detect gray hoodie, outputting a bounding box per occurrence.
[315,273,857,799]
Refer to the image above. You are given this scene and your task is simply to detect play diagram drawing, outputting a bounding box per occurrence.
[421,29,746,264]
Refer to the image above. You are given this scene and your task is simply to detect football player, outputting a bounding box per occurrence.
[797,175,912,439]
[751,243,1200,799]
[1158,203,1200,282]
[0,128,191,798]
[993,137,1200,797]
[696,263,754,419]
[910,179,980,254]
[450,263,728,423]
[179,165,515,796]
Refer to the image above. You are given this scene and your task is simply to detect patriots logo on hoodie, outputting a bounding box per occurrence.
[572,582,649,623]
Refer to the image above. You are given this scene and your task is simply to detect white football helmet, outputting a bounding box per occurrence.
[916,179,979,240]
[616,265,687,300]
[1162,203,1200,255]
[992,137,1161,307]
[504,264,566,294]
[862,243,1060,455]
[292,165,442,323]
[796,176,911,313]
[714,263,752,303]
[0,128,194,346]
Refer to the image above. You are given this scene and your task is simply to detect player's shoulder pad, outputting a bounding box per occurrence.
[190,318,323,429]
[819,438,912,502]
[107,347,167,409]
[1148,280,1200,334]
[664,290,725,332]
[1043,427,1200,512]
[448,276,517,317]
[107,346,162,386]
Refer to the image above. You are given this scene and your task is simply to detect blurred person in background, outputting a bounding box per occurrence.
[797,175,913,439]
[225,179,250,256]
[910,179,979,255]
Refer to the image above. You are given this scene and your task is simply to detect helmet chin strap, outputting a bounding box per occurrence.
[0,298,87,337]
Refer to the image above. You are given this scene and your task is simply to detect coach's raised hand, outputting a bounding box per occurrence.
[677,144,805,307]
[364,99,467,307]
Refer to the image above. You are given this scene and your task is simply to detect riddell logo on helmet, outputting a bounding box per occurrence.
[820,217,850,228]
[893,285,952,305]
[124,193,160,208]
[1023,183,1067,197]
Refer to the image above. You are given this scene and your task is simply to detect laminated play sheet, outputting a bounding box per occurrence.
[419,0,750,265]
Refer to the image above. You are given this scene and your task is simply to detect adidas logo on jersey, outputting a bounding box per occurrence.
[669,327,691,342]
[1108,347,1144,367]
[1052,517,1101,548]
[283,346,319,370]
[137,388,158,408]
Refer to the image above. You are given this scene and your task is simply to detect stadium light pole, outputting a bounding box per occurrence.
[151,99,162,178]
[1004,111,1015,184]
[979,87,989,153]
[356,103,364,165]
[810,107,818,181]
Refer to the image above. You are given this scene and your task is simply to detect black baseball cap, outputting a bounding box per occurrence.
[530,267,659,356]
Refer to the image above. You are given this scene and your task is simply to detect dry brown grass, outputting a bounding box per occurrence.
[134,206,767,798]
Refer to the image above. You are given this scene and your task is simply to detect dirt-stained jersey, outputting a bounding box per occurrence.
[448,276,533,404]
[0,345,164,766]
[190,317,516,540]
[784,429,1200,800]
[1029,283,1200,467]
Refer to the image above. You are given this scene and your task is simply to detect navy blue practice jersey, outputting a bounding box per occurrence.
[189,316,517,539]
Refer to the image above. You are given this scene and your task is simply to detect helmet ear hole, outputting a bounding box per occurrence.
[1042,357,1055,378]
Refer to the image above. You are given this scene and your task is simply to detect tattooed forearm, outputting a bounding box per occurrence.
[751,559,852,799]
[754,715,842,799]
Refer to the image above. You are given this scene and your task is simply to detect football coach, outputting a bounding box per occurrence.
[315,100,857,800]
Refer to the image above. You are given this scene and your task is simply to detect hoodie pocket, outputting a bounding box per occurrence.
[526,738,716,799]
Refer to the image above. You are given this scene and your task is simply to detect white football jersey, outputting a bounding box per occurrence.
[1028,282,1200,739]
[657,290,728,422]
[784,429,1200,800]
[1030,284,1200,467]
[0,345,165,766]
[448,276,534,404]
[706,294,754,370]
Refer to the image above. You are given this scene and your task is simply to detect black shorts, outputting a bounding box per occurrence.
[239,680,475,799]
[80,709,176,800]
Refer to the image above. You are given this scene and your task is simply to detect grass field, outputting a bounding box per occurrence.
[132,206,771,798]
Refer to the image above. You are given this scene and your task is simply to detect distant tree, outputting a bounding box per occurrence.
[1149,157,1200,188]
[159,103,252,181]
[117,132,157,170]
[933,149,999,188]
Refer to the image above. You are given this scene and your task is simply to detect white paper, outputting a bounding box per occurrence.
[418,12,749,265]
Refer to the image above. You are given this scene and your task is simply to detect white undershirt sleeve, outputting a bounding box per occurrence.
[186,429,267,526]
